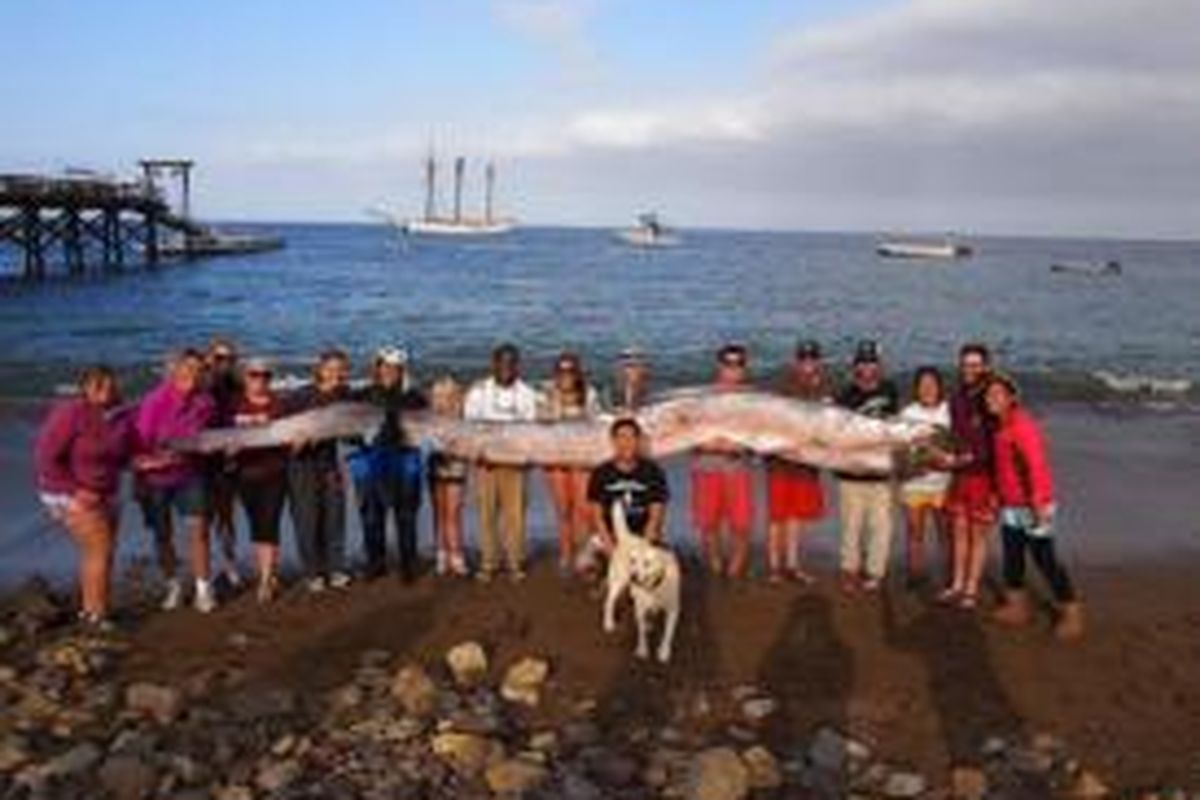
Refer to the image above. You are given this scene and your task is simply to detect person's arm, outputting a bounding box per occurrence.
[591,502,614,550]
[1017,417,1055,521]
[33,403,76,491]
[645,462,670,543]
[463,384,484,421]
[644,502,666,544]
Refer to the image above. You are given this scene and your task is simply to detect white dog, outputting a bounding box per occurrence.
[602,502,682,663]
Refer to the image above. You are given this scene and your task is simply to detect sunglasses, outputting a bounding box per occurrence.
[720,358,747,368]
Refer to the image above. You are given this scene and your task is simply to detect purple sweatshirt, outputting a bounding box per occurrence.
[34,399,131,497]
[133,380,215,488]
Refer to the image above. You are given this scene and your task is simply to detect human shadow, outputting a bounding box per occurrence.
[757,590,853,751]
[880,588,1025,764]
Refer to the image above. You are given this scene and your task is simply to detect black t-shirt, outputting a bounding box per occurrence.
[835,379,899,481]
[587,458,669,537]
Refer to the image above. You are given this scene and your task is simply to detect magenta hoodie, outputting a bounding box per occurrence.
[34,399,132,497]
[133,380,215,488]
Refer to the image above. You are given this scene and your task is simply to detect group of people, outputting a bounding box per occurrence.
[33,335,1082,641]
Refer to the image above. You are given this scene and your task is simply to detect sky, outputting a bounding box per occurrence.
[1,0,1198,238]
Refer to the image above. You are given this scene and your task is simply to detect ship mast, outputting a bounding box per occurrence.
[452,156,465,223]
[423,153,436,222]
[484,161,495,225]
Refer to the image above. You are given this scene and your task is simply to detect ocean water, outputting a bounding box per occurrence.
[1,224,1199,401]
[2,224,1199,584]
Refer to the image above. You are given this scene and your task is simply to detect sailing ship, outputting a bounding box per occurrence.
[615,212,680,248]
[384,156,515,237]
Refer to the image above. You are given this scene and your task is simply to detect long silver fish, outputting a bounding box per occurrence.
[169,389,934,476]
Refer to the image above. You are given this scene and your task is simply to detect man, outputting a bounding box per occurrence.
[134,349,218,612]
[765,339,832,583]
[464,343,539,581]
[940,343,998,608]
[835,340,900,593]
[350,346,428,582]
[205,337,242,589]
[691,343,756,578]
[611,346,651,411]
[588,418,669,547]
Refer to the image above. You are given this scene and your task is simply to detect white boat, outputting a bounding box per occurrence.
[1050,260,1122,277]
[387,156,516,238]
[615,213,680,248]
[876,238,973,260]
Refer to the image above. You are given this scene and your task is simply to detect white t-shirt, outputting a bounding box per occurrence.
[900,401,951,496]
[463,377,539,423]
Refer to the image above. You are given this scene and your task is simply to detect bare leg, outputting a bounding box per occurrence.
[962,521,991,604]
[445,483,467,573]
[905,505,927,583]
[727,527,750,579]
[67,504,115,617]
[766,521,784,579]
[700,527,723,576]
[187,515,212,581]
[545,468,573,571]
[155,513,178,581]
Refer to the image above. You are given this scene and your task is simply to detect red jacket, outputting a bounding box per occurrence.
[35,399,131,497]
[993,407,1054,509]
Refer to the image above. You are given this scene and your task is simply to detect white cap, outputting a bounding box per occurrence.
[376,345,409,367]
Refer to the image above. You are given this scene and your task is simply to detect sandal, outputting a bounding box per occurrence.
[958,593,979,610]
[937,586,962,604]
[790,568,816,586]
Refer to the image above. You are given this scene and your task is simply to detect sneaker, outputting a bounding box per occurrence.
[161,578,184,611]
[256,575,278,605]
[194,580,218,614]
[475,570,495,584]
[78,611,116,633]
[328,571,352,590]
[307,576,327,594]
[435,549,448,576]
[509,569,527,584]
[860,576,882,593]
[222,564,243,590]
[449,552,470,577]
[838,571,859,595]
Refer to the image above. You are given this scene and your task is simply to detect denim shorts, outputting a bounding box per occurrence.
[139,479,209,532]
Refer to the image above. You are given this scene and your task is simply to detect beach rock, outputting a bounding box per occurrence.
[501,657,550,707]
[561,720,601,750]
[1009,746,1054,775]
[432,732,503,776]
[808,726,870,773]
[214,785,255,800]
[125,682,184,725]
[981,737,1007,758]
[687,747,749,800]
[6,577,66,635]
[329,682,364,712]
[0,624,14,649]
[560,769,605,800]
[98,754,158,800]
[42,742,102,779]
[446,641,489,688]
[1071,770,1110,798]
[740,697,778,723]
[0,735,31,773]
[949,766,988,800]
[391,664,438,718]
[255,758,302,792]
[741,746,782,789]
[485,758,549,795]
[883,770,927,798]
[585,749,639,787]
[529,731,558,753]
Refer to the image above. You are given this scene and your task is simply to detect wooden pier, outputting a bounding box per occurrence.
[0,160,281,280]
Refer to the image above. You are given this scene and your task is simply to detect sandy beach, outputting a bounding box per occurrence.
[2,403,1198,795]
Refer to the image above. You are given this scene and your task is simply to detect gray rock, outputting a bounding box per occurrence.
[391,664,438,718]
[687,747,749,800]
[500,657,550,707]
[125,682,184,725]
[42,742,103,779]
[883,770,928,798]
[99,754,158,800]
[561,720,601,750]
[446,641,489,688]
[808,726,870,773]
[485,758,549,795]
[741,746,782,789]
[0,735,31,773]
[214,786,255,800]
[560,769,605,800]
[950,766,988,800]
[529,731,558,753]
[432,732,503,776]
[740,697,778,723]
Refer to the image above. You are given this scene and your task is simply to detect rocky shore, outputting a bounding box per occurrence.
[1,575,1197,800]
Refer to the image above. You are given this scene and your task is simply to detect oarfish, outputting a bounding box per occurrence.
[168,402,384,454]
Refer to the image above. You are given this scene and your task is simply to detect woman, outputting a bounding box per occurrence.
[428,376,469,577]
[34,365,131,628]
[205,337,242,589]
[986,374,1083,640]
[898,366,952,588]
[349,346,427,582]
[285,349,353,592]
[539,351,601,575]
[231,358,289,603]
[765,340,830,584]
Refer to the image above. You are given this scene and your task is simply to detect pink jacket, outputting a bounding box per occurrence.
[133,381,215,488]
[993,407,1054,509]
[34,399,131,497]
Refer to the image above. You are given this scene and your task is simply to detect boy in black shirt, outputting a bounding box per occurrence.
[587,418,669,547]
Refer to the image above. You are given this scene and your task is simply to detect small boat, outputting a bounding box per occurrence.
[876,238,973,260]
[615,212,680,248]
[1050,260,1122,277]
[161,229,284,258]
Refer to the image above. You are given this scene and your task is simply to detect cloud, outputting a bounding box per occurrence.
[491,0,601,76]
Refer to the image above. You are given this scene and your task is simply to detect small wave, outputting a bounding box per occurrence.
[1091,370,1193,396]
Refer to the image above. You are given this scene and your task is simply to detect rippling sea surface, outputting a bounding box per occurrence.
[1,224,1199,400]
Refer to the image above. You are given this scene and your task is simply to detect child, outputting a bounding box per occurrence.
[898,366,952,589]
[428,376,469,577]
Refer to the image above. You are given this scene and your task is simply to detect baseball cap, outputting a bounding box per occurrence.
[794,339,822,360]
[376,345,409,367]
[617,346,648,366]
[853,340,881,365]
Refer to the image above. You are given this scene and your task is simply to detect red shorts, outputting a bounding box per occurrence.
[766,463,825,522]
[691,468,754,536]
[945,472,998,524]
